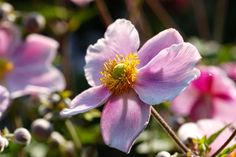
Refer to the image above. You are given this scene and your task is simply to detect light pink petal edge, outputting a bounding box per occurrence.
[60,85,111,117]
[138,28,184,68]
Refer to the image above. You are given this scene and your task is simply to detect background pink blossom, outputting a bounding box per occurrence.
[0,22,65,98]
[171,66,236,123]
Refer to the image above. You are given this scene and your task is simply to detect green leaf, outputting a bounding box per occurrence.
[217,144,236,157]
[206,124,231,145]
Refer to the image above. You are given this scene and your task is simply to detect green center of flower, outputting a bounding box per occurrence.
[100,53,140,95]
[0,58,14,80]
[112,63,125,79]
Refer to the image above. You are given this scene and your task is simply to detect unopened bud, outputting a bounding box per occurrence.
[49,131,66,147]
[0,136,8,152]
[64,141,77,157]
[156,151,171,157]
[0,2,14,21]
[31,118,53,141]
[23,12,45,33]
[14,128,31,145]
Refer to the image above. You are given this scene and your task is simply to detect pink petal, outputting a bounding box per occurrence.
[197,119,225,137]
[138,28,183,68]
[84,19,140,86]
[12,34,59,66]
[101,90,150,153]
[60,85,111,117]
[210,66,236,100]
[0,22,20,56]
[0,86,10,118]
[221,62,236,81]
[212,98,236,123]
[188,96,214,121]
[192,70,213,93]
[171,86,199,116]
[134,43,201,105]
[6,66,65,97]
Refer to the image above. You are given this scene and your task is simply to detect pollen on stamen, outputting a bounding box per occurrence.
[100,53,140,95]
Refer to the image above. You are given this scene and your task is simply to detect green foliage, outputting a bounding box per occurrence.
[217,144,236,157]
[206,124,230,145]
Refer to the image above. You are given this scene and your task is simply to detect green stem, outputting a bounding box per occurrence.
[151,107,189,154]
[65,119,81,150]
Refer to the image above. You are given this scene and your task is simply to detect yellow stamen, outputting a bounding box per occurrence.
[0,58,14,80]
[100,53,140,95]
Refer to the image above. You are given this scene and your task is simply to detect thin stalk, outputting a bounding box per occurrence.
[125,0,152,43]
[145,0,184,37]
[213,0,228,42]
[65,119,81,150]
[191,0,210,39]
[60,34,73,89]
[211,129,236,157]
[151,107,189,154]
[17,147,25,157]
[95,0,113,27]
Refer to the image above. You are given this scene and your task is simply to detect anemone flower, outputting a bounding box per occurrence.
[0,22,65,98]
[0,85,9,118]
[171,66,236,123]
[61,19,201,153]
[178,119,236,156]
[70,0,93,6]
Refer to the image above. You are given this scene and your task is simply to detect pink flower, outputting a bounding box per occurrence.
[0,85,9,118]
[70,0,93,6]
[221,62,236,81]
[0,22,65,98]
[178,119,236,156]
[61,19,201,153]
[171,66,236,123]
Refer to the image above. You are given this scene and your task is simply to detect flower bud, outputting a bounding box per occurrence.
[0,136,8,152]
[23,12,45,33]
[14,128,31,145]
[49,131,66,147]
[156,151,171,157]
[31,118,53,141]
[64,141,77,157]
[0,2,14,21]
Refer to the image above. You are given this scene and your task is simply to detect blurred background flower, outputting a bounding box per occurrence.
[0,22,65,98]
[171,66,236,123]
